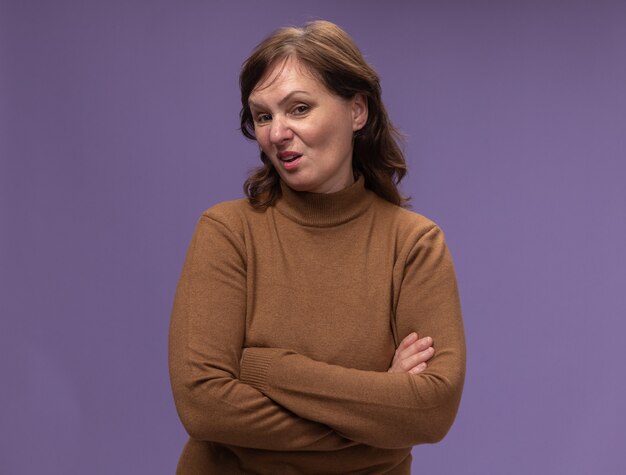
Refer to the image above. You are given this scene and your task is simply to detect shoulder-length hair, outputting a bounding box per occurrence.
[239,20,408,208]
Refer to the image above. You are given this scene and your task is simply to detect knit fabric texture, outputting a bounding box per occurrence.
[168,176,466,474]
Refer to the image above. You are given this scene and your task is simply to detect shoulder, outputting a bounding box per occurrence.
[367,196,454,266]
[371,202,456,274]
[194,197,273,251]
[371,196,443,243]
[199,197,263,230]
[185,199,262,258]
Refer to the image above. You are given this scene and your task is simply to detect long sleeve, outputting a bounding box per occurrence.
[239,225,466,450]
[168,214,355,451]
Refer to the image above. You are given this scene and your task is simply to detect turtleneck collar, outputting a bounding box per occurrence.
[274,175,374,227]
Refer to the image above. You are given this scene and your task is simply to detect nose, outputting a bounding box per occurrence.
[269,116,293,145]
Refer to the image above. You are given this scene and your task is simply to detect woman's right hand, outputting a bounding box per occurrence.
[388,332,434,374]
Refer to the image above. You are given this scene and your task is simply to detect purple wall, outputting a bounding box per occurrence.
[2,1,625,473]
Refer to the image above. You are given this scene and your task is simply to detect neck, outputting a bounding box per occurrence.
[274,175,374,227]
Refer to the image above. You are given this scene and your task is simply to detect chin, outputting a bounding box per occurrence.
[280,174,318,192]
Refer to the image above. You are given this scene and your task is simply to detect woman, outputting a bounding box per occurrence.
[169,20,465,474]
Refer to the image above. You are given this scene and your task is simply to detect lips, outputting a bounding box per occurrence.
[277,151,302,162]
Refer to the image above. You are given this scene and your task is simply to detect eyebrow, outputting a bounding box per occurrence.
[249,90,311,109]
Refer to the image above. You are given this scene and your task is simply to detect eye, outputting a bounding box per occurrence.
[292,104,310,116]
[254,113,272,124]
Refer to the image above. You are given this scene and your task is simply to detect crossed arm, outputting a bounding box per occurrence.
[168,214,464,451]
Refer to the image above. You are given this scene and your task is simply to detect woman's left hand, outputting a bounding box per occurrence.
[387,332,434,374]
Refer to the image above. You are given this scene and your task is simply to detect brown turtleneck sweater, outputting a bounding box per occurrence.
[168,177,465,474]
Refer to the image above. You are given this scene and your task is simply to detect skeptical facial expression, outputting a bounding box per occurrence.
[248,57,368,194]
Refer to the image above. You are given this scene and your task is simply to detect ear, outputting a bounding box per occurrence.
[351,93,368,132]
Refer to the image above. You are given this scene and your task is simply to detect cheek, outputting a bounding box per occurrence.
[298,122,335,148]
[320,123,354,154]
[316,109,354,148]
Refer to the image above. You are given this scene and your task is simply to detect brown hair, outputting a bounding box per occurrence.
[240,20,408,208]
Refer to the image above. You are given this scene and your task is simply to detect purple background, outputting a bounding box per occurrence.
[2,1,625,473]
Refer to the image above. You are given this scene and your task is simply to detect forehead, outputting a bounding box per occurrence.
[249,57,325,104]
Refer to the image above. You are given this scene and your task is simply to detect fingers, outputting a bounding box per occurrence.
[409,362,427,374]
[395,335,433,363]
[396,332,418,352]
[399,347,435,373]
[388,333,435,374]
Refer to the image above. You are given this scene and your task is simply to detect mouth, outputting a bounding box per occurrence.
[277,151,302,163]
[276,151,303,171]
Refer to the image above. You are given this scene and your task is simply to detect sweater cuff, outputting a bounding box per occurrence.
[239,347,286,393]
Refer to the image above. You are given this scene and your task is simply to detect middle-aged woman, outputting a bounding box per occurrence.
[169,20,466,475]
